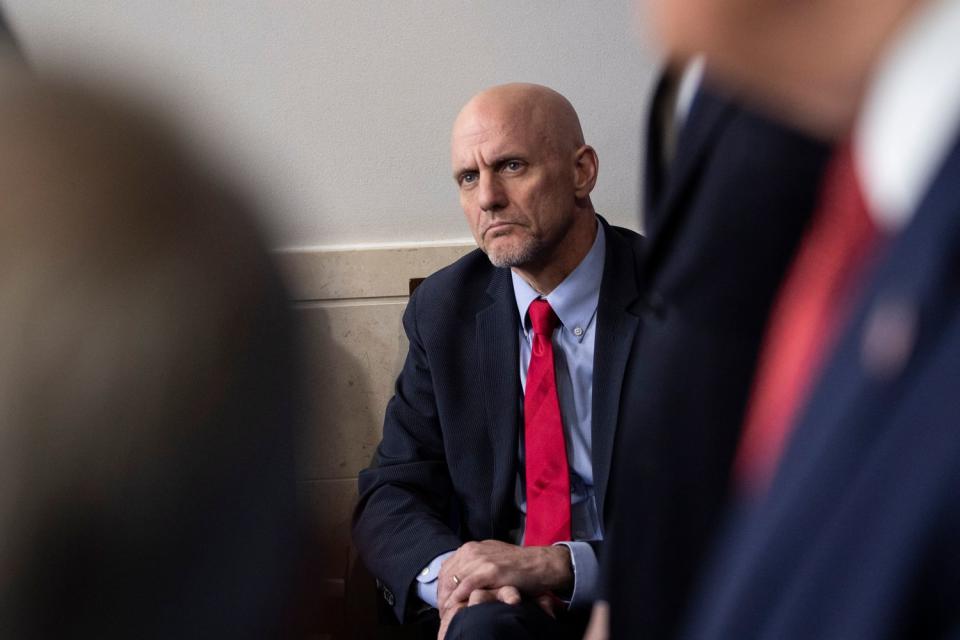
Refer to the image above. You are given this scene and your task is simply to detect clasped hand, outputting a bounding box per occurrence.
[435,540,573,638]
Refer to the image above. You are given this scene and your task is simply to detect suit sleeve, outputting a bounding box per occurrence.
[352,288,463,621]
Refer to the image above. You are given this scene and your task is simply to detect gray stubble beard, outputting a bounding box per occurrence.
[483,235,546,269]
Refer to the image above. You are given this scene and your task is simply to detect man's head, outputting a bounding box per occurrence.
[451,83,598,288]
[646,0,924,137]
[0,70,300,637]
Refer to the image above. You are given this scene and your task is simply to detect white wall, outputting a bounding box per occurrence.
[4,1,659,249]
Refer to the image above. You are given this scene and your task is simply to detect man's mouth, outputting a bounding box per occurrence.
[483,222,519,238]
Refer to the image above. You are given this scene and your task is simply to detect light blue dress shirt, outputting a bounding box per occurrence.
[417,223,605,611]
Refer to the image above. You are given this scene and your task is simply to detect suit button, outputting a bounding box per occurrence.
[861,297,916,380]
[383,588,395,606]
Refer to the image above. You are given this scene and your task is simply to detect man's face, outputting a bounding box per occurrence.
[451,100,578,269]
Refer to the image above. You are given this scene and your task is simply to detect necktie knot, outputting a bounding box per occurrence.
[529,299,559,337]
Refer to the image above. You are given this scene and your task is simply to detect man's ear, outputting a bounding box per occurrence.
[573,145,599,198]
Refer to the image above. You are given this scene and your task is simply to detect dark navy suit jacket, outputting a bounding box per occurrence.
[353,217,645,622]
[684,133,960,639]
[601,77,830,639]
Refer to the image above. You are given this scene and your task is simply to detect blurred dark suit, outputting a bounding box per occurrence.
[683,114,960,640]
[601,73,830,639]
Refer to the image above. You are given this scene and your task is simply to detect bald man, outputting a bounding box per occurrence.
[353,84,646,638]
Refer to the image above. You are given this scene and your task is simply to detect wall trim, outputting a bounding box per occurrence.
[278,242,475,302]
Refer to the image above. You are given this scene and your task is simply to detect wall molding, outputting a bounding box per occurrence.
[278,242,475,302]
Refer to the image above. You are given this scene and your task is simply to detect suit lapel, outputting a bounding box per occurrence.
[643,69,674,219]
[656,86,732,230]
[592,221,643,518]
[643,87,734,278]
[477,268,521,538]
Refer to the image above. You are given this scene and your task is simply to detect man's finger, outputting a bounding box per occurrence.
[437,601,467,640]
[468,588,499,607]
[534,593,559,619]
[437,554,468,617]
[446,556,509,604]
[583,601,610,640]
[447,572,490,606]
[437,575,458,615]
[496,585,522,606]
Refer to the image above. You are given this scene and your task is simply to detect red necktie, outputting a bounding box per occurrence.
[734,143,880,496]
[523,299,572,545]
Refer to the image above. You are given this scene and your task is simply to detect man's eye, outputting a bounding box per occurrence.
[460,173,478,185]
[504,160,523,172]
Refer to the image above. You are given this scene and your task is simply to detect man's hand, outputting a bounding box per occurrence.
[437,587,522,640]
[467,585,522,607]
[437,540,573,615]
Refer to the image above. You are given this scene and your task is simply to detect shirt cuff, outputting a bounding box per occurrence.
[415,549,457,608]
[555,541,598,610]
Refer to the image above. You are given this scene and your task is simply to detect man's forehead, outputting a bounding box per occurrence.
[450,129,546,173]
[451,107,549,165]
[454,99,530,140]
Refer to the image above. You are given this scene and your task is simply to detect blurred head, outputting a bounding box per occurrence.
[645,0,924,138]
[0,70,301,638]
[451,83,599,289]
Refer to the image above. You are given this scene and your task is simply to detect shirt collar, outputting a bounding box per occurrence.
[675,55,706,131]
[855,0,960,233]
[512,220,605,343]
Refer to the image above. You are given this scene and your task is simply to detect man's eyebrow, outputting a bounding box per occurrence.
[452,165,476,180]
[452,149,527,178]
[492,155,526,167]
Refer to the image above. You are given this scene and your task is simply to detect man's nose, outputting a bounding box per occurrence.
[477,172,507,212]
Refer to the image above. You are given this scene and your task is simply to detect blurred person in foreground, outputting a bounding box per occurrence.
[588,58,830,638]
[0,69,301,638]
[633,0,960,637]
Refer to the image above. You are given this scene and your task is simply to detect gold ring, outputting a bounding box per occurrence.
[452,574,461,586]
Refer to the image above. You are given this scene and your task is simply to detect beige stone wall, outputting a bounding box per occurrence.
[280,243,474,614]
